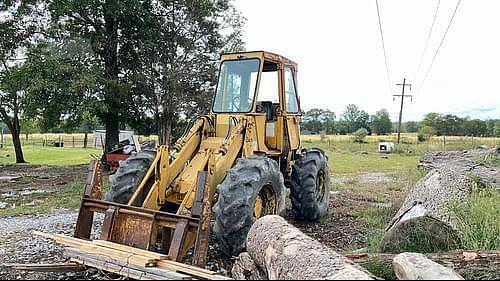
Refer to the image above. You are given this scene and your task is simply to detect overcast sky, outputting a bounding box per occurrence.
[233,0,500,121]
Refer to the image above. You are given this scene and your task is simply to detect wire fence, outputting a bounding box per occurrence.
[301,133,500,154]
[0,133,160,149]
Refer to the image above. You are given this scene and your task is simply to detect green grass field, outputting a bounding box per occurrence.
[0,146,101,165]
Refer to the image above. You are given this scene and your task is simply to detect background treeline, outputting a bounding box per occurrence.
[301,105,500,137]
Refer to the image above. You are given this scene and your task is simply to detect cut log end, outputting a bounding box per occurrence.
[380,212,462,253]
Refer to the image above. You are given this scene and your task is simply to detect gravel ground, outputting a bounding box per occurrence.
[0,209,106,280]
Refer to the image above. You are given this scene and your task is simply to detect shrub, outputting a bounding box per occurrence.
[352,128,369,143]
[417,126,436,142]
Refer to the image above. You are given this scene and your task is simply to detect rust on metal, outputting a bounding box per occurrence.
[192,171,212,267]
[168,219,189,262]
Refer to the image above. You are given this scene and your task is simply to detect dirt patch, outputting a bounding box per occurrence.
[0,165,86,193]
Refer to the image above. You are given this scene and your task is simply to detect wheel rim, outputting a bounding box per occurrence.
[316,170,326,202]
[253,184,277,221]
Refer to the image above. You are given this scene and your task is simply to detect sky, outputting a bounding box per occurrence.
[233,0,500,121]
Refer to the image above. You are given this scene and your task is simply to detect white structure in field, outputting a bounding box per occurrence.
[378,142,395,153]
[93,130,135,148]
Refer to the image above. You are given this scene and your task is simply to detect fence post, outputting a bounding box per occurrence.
[0,127,3,149]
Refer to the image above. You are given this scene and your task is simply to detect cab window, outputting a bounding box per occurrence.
[284,67,299,113]
[212,59,260,113]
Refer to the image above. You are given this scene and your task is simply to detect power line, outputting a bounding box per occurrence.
[417,0,462,93]
[375,0,392,90]
[414,0,441,86]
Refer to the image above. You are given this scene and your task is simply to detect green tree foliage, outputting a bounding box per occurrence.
[405,121,419,133]
[418,125,436,142]
[352,128,369,143]
[140,0,245,144]
[341,104,370,133]
[301,108,336,134]
[370,109,392,135]
[0,1,45,163]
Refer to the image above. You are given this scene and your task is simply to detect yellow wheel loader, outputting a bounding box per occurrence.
[75,51,330,267]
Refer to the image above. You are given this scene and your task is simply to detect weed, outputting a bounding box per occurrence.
[363,260,396,280]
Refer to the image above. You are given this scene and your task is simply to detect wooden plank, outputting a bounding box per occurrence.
[157,260,232,280]
[34,231,231,280]
[78,244,157,267]
[92,240,170,260]
[0,262,84,272]
[66,248,191,280]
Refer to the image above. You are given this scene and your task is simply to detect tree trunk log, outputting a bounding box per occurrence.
[244,215,374,280]
[419,149,499,188]
[231,252,267,280]
[346,250,500,280]
[380,167,471,253]
[382,149,500,253]
[393,252,464,280]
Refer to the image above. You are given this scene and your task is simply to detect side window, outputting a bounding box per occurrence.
[257,71,279,103]
[285,67,299,113]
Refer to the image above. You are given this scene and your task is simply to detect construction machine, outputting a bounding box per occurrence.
[75,51,330,268]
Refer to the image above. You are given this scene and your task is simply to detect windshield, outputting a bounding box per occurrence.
[212,59,260,113]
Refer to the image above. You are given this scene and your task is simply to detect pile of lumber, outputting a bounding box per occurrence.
[33,231,230,280]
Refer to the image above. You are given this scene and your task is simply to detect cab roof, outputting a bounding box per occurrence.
[220,51,298,71]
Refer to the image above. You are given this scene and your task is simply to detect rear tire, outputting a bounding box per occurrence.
[290,148,330,221]
[105,149,156,204]
[213,156,286,257]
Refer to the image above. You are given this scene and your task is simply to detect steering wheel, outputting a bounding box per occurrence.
[232,96,241,111]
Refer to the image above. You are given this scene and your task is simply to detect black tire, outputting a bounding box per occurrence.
[105,149,156,204]
[290,148,330,221]
[213,156,286,257]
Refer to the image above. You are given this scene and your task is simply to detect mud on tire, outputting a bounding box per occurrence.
[105,149,156,204]
[213,156,286,257]
[291,148,330,221]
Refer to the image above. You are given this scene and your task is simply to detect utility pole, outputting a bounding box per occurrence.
[393,78,412,144]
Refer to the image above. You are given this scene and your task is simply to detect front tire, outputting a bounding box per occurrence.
[213,156,286,257]
[104,149,156,204]
[290,148,330,221]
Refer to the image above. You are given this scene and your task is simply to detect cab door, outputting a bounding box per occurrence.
[283,66,301,150]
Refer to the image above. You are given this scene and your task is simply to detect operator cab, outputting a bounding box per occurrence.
[212,51,301,151]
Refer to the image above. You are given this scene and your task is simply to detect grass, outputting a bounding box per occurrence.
[352,206,396,253]
[0,146,101,165]
[0,181,84,218]
[449,188,500,250]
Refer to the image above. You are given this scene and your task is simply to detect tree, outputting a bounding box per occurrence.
[301,108,336,134]
[46,0,160,148]
[341,104,369,133]
[143,0,245,144]
[370,109,392,135]
[352,128,369,143]
[462,119,488,136]
[418,126,436,142]
[0,2,43,163]
[405,121,419,133]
